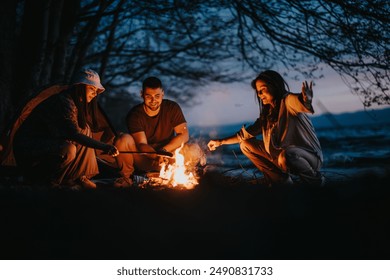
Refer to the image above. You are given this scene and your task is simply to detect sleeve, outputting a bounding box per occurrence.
[126,106,144,134]
[170,102,186,127]
[285,94,313,116]
[43,95,80,138]
[236,125,255,142]
[62,97,82,137]
[244,118,262,137]
[235,118,262,142]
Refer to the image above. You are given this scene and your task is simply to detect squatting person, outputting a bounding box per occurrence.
[207,70,324,187]
[12,69,136,189]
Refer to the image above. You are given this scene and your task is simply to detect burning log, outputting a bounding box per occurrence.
[140,145,199,190]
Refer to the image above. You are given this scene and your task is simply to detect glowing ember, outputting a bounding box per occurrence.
[158,145,198,189]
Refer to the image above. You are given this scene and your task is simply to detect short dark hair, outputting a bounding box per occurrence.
[142,76,162,92]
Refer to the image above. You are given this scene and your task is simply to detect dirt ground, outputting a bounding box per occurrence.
[1,170,390,260]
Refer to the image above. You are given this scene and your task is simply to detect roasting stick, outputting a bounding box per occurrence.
[118,150,174,158]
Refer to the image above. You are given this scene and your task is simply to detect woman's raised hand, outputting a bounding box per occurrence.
[302,81,313,104]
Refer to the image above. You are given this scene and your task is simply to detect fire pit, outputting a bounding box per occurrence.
[140,145,199,190]
[139,172,189,190]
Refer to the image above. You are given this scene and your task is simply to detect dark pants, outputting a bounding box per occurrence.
[240,138,322,185]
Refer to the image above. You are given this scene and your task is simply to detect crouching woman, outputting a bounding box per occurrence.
[13,69,119,188]
[208,70,324,187]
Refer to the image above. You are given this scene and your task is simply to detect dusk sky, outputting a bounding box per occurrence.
[182,67,390,127]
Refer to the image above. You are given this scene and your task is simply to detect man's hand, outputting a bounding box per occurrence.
[158,155,174,166]
[156,149,173,158]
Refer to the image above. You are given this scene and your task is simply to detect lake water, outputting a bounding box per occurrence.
[189,118,390,183]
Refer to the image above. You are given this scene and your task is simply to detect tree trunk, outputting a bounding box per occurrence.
[52,0,79,82]
[36,0,62,85]
[0,0,17,131]
[99,0,125,80]
[65,1,108,82]
[16,0,50,100]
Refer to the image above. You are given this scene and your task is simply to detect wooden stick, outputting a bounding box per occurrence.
[118,150,174,158]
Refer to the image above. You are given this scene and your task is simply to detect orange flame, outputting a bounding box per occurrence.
[158,145,198,189]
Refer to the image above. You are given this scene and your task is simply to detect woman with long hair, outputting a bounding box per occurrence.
[13,69,119,188]
[208,70,324,186]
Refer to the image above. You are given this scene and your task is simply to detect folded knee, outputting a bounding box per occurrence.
[279,149,300,171]
[285,149,300,162]
[239,140,253,153]
[114,133,135,149]
[278,149,300,172]
[59,142,76,163]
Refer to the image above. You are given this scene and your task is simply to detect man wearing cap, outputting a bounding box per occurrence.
[124,76,206,176]
[12,69,135,189]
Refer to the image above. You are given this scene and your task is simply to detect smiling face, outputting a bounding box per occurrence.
[85,85,98,103]
[142,87,164,114]
[256,80,275,107]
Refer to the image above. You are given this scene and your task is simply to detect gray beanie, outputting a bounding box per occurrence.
[71,69,105,94]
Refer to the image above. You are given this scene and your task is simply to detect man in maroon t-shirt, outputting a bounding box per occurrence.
[123,77,205,185]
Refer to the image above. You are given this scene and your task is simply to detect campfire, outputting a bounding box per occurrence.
[143,145,199,190]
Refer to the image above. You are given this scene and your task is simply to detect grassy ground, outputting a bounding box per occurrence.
[1,170,390,260]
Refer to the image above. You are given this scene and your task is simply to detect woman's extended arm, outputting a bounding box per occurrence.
[72,133,119,156]
[208,134,240,151]
[208,119,261,151]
